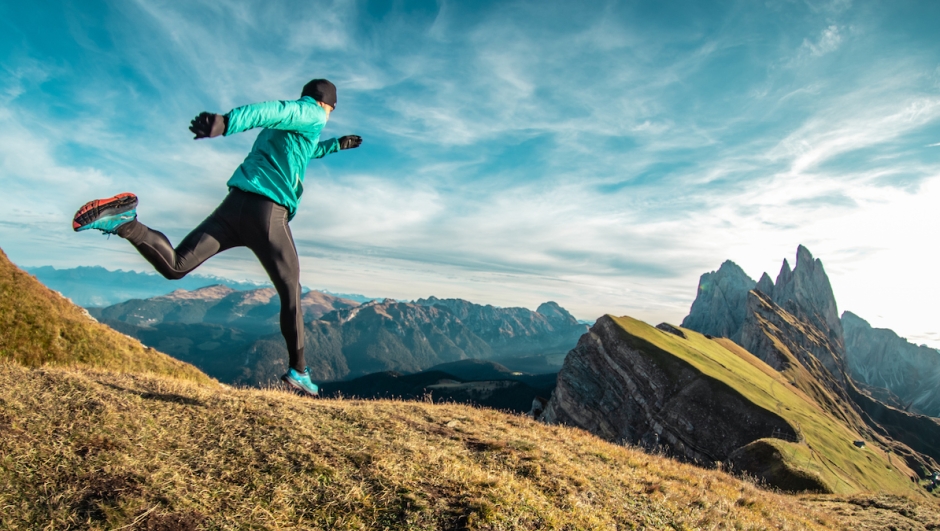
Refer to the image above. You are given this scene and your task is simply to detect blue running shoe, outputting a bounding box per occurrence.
[73,193,138,234]
[281,367,319,397]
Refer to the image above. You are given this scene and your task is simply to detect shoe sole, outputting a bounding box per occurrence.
[281,375,319,397]
[73,193,138,232]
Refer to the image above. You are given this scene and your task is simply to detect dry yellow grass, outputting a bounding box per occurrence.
[0,248,212,384]
[0,361,857,530]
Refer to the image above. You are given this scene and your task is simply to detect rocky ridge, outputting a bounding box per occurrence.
[843,311,940,417]
[680,260,755,344]
[539,316,797,470]
[538,314,928,494]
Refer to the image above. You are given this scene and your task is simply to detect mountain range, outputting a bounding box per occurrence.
[25,265,376,307]
[88,286,586,387]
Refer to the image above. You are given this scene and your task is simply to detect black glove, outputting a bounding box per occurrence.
[190,112,228,139]
[339,135,362,150]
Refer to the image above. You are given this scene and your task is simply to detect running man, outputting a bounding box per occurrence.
[72,79,361,397]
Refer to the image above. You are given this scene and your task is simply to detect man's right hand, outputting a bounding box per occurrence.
[339,135,362,150]
[190,112,228,139]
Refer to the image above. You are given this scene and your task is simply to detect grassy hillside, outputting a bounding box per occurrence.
[0,361,853,530]
[0,248,211,384]
[610,316,922,496]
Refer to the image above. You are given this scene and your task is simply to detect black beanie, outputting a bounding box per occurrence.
[301,79,337,107]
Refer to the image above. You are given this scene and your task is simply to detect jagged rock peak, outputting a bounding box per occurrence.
[772,245,842,342]
[756,273,774,296]
[536,301,578,326]
[775,258,793,290]
[680,259,755,343]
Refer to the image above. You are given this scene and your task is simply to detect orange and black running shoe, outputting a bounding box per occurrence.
[73,193,138,234]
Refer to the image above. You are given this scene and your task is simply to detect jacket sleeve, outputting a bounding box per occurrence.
[312,138,340,159]
[224,98,326,135]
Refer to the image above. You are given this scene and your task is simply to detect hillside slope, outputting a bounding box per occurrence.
[0,248,211,384]
[0,361,874,530]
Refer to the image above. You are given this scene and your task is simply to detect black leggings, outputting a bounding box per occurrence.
[118,188,305,371]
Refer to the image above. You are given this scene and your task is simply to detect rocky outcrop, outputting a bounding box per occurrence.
[771,246,843,344]
[680,261,755,343]
[843,311,940,417]
[540,316,796,466]
[755,272,774,296]
[683,246,844,348]
[740,290,848,391]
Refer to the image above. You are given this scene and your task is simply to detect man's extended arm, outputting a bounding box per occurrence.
[189,98,326,139]
[225,99,326,135]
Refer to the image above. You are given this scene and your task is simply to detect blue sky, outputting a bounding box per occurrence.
[2,0,939,346]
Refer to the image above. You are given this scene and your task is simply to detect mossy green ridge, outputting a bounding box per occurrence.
[0,248,212,384]
[610,316,922,496]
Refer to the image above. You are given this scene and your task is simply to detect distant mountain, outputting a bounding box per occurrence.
[415,297,588,368]
[682,245,843,346]
[89,285,359,334]
[681,260,755,344]
[674,245,940,478]
[89,289,584,389]
[25,265,268,307]
[26,265,382,309]
[843,311,940,417]
[89,286,361,383]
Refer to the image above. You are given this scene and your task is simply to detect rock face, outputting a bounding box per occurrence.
[740,290,848,392]
[680,260,756,343]
[684,246,843,349]
[843,311,940,417]
[540,316,796,466]
[770,245,843,344]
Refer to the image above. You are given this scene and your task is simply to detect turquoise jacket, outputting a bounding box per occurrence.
[224,96,340,220]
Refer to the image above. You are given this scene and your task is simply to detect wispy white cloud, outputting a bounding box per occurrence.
[800,25,843,57]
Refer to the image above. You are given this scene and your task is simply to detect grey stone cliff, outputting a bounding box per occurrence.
[683,246,844,348]
[680,260,755,343]
[540,316,796,466]
[843,311,940,417]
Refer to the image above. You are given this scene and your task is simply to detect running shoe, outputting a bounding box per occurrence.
[73,193,138,234]
[281,367,319,397]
